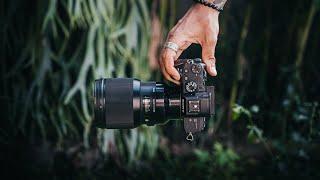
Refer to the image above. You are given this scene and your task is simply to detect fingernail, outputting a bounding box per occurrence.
[211,65,217,76]
[172,74,179,80]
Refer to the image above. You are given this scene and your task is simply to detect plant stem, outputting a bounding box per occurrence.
[295,3,317,69]
[227,4,252,145]
[295,3,317,91]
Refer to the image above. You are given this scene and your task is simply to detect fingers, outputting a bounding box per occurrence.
[162,48,180,81]
[160,31,187,84]
[203,57,217,76]
[159,55,180,85]
[201,34,218,76]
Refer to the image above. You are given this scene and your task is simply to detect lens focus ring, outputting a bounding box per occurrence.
[93,79,106,127]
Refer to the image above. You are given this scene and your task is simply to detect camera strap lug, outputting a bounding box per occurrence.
[184,117,206,141]
[186,132,194,141]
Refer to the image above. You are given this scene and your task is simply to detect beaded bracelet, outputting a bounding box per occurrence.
[193,0,224,12]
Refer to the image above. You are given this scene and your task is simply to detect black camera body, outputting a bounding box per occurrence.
[93,59,215,140]
[175,59,215,136]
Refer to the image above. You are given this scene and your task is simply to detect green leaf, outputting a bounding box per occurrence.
[194,149,210,163]
[232,104,252,121]
[247,125,264,143]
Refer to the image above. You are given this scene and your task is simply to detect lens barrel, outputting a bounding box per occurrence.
[93,78,181,129]
[94,78,137,128]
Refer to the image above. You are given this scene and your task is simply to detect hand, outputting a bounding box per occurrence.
[159,4,220,84]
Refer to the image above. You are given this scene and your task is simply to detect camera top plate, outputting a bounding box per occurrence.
[174,59,207,94]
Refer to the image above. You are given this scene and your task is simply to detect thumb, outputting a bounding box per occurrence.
[201,38,218,76]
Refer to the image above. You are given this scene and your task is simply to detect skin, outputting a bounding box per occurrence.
[160,3,220,84]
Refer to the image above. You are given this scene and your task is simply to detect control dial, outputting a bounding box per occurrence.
[191,64,201,74]
[186,81,197,93]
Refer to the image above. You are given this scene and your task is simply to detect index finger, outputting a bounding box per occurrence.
[161,48,181,81]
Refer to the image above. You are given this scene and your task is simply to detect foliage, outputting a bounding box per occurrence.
[2,0,175,161]
[1,0,320,179]
[232,104,251,121]
[162,143,242,179]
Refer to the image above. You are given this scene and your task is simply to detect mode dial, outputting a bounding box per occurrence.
[186,81,197,93]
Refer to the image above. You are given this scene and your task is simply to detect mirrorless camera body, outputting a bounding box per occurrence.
[93,59,215,140]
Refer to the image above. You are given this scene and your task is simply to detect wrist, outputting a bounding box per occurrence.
[194,3,220,16]
[193,0,227,12]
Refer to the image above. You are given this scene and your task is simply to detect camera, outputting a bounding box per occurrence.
[93,59,215,140]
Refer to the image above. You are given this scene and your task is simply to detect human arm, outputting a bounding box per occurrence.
[159,0,227,84]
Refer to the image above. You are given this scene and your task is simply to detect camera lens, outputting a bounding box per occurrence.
[93,78,181,129]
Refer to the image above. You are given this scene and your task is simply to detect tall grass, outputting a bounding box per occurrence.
[2,0,174,162]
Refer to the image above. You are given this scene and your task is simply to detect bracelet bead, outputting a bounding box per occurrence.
[193,0,224,12]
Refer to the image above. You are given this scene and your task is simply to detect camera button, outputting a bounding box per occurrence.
[188,100,200,113]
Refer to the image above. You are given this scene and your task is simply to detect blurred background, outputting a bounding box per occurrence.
[1,0,320,179]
